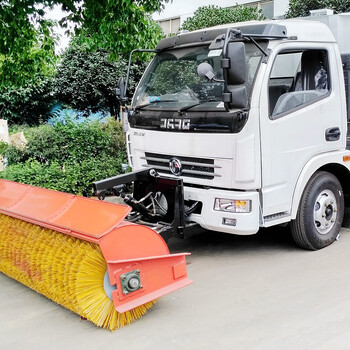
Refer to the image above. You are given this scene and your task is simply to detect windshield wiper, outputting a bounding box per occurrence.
[178,99,219,114]
[134,99,179,111]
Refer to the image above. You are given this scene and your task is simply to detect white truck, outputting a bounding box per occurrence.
[94,13,350,251]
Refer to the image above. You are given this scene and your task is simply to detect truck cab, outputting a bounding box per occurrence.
[105,18,350,250]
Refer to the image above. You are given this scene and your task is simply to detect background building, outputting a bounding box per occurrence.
[153,0,290,35]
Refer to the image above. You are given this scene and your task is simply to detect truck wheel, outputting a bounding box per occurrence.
[291,171,344,250]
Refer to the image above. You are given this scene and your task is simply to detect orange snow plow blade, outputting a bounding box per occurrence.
[0,179,192,330]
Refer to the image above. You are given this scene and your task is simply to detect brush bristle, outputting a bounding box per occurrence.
[0,213,155,330]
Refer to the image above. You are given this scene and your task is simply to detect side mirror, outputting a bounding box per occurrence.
[224,42,247,85]
[197,62,225,83]
[223,86,248,109]
[116,78,126,102]
[197,62,216,81]
[221,41,248,110]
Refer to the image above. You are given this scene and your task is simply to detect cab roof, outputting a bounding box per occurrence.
[155,20,336,51]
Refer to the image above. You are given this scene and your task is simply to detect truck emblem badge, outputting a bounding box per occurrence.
[169,158,183,176]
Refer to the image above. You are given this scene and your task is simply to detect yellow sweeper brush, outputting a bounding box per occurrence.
[0,179,192,330]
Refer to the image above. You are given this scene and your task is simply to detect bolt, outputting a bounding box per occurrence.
[331,219,335,223]
[128,277,140,289]
[322,214,326,218]
[121,276,126,280]
[325,222,329,226]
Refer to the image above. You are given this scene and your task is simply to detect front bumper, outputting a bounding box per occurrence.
[184,186,260,235]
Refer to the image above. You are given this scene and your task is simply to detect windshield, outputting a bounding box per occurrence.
[132,42,266,110]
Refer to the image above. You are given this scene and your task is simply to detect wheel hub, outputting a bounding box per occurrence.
[314,189,338,235]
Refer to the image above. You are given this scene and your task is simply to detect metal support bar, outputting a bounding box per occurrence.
[125,49,158,97]
[93,169,153,198]
[93,169,186,240]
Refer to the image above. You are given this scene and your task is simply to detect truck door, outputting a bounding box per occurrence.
[259,45,343,218]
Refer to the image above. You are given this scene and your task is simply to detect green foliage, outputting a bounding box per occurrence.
[1,0,168,62]
[285,0,350,18]
[0,7,58,87]
[7,118,126,164]
[53,41,147,115]
[181,5,265,32]
[0,2,58,125]
[0,0,169,126]
[1,119,127,196]
[1,157,123,196]
[0,1,49,56]
[0,0,167,124]
[77,0,167,58]
[0,141,8,155]
[0,77,54,125]
[5,144,25,165]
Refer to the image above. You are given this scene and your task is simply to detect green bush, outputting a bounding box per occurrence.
[6,118,125,164]
[1,118,127,196]
[1,157,124,196]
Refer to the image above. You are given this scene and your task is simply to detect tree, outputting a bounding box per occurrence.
[0,17,57,88]
[0,15,57,124]
[181,5,265,32]
[0,78,54,125]
[286,0,350,18]
[54,41,146,116]
[0,1,169,61]
[0,0,168,124]
[0,1,60,86]
[76,1,166,58]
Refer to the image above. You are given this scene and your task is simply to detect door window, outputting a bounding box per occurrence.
[269,49,330,118]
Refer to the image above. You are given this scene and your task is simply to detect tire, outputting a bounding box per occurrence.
[291,171,344,250]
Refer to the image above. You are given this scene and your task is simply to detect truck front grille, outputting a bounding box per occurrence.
[141,152,221,180]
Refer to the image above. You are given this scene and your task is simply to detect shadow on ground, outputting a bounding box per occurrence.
[167,224,297,256]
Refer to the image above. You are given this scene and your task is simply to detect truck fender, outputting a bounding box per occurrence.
[291,151,349,219]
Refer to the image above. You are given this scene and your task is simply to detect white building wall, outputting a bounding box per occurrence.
[273,0,290,18]
[153,0,291,33]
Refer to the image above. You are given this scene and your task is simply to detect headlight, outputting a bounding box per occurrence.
[214,198,251,213]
